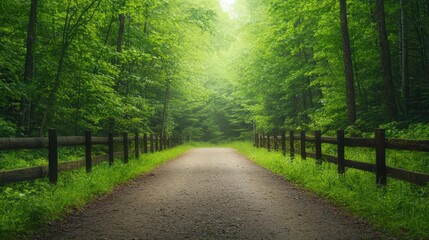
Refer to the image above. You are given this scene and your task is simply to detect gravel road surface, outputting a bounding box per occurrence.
[36,148,383,239]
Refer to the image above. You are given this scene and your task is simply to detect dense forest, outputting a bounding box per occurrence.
[1,0,429,141]
[230,0,429,136]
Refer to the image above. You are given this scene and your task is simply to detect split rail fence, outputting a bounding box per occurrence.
[0,129,182,185]
[254,129,429,186]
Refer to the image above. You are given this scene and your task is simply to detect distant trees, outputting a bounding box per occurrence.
[2,0,428,140]
[0,0,219,138]
[229,0,429,134]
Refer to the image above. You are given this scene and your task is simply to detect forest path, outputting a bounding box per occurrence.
[36,148,382,239]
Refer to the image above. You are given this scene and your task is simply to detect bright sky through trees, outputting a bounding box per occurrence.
[219,0,237,18]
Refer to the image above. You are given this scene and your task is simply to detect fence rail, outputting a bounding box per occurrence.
[0,136,126,150]
[0,129,182,185]
[254,129,429,186]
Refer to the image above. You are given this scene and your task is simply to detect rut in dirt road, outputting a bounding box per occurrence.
[38,148,382,239]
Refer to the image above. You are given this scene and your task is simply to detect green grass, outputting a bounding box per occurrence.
[226,142,429,239]
[2,141,428,239]
[0,146,108,171]
[0,143,206,239]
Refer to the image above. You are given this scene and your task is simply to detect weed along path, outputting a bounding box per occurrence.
[37,148,382,239]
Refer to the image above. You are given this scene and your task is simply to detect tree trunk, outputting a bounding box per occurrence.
[306,77,314,108]
[340,0,357,125]
[161,80,171,138]
[301,50,315,109]
[411,1,429,87]
[144,3,149,36]
[21,0,37,135]
[117,13,125,53]
[416,1,429,84]
[302,91,308,110]
[399,0,409,115]
[375,0,398,120]
[426,0,429,16]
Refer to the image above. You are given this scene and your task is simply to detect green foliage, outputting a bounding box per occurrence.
[0,144,193,239]
[224,0,429,135]
[0,118,16,137]
[229,142,429,239]
[0,0,226,139]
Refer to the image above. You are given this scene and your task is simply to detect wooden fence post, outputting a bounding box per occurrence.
[150,134,154,153]
[144,133,148,153]
[289,130,295,158]
[108,132,114,166]
[123,132,128,164]
[375,129,387,186]
[281,131,286,156]
[85,131,92,173]
[135,132,140,159]
[267,133,271,151]
[315,130,322,164]
[300,131,306,160]
[337,130,345,174]
[48,129,58,184]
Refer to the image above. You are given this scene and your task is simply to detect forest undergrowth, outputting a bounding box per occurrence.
[227,142,429,239]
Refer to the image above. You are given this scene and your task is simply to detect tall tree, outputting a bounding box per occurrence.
[375,0,398,120]
[117,13,125,53]
[399,0,409,115]
[161,79,171,140]
[40,0,102,134]
[340,0,356,125]
[20,0,38,135]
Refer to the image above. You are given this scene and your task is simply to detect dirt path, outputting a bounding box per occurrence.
[36,148,383,239]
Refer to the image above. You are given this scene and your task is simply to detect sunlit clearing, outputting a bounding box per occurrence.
[219,0,237,19]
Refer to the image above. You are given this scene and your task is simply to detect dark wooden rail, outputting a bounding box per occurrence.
[0,129,182,185]
[0,136,128,150]
[255,129,429,186]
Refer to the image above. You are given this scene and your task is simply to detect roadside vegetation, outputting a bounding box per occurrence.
[0,146,108,171]
[0,144,202,239]
[227,142,429,239]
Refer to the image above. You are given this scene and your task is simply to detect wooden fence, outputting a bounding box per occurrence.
[0,129,182,185]
[254,129,429,186]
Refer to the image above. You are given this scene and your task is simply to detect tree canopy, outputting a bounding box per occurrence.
[1,0,428,140]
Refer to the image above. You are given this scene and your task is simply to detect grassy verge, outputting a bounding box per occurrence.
[0,146,108,171]
[226,142,429,239]
[0,143,201,239]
